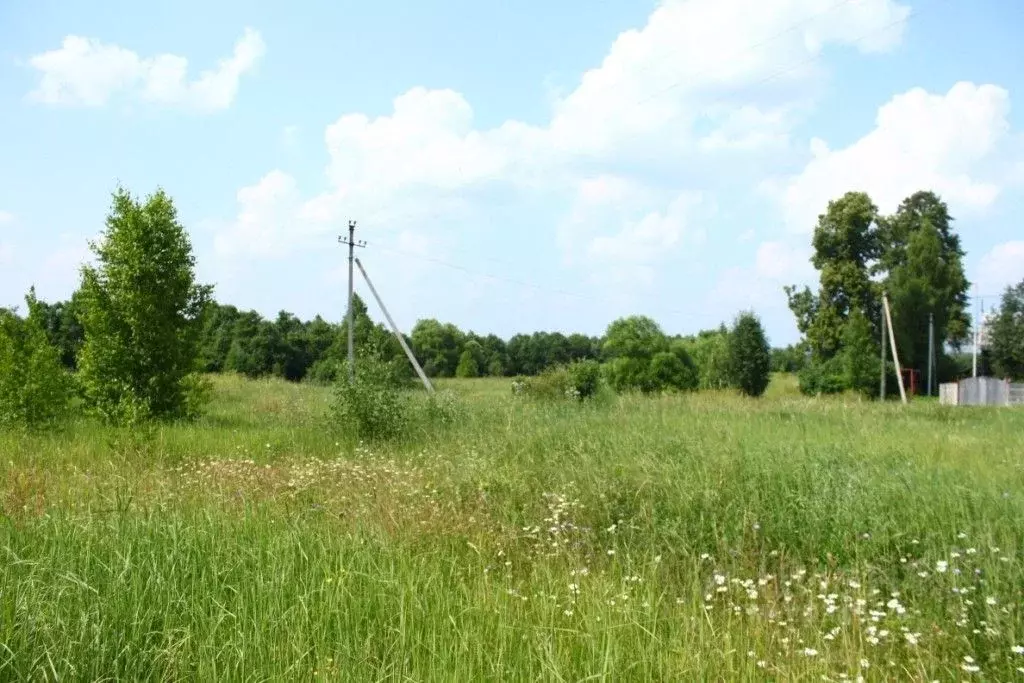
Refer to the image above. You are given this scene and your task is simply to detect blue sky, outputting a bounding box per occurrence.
[2,0,1022,344]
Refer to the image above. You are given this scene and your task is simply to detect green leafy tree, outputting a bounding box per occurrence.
[989,280,1024,380]
[33,292,86,370]
[77,187,212,422]
[770,343,808,373]
[411,319,464,377]
[456,349,480,378]
[727,312,771,397]
[679,327,732,389]
[840,308,880,397]
[0,290,73,428]
[602,316,669,361]
[786,191,881,361]
[882,193,971,372]
[198,302,240,372]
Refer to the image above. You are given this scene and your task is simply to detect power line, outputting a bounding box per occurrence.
[624,0,858,101]
[367,240,698,319]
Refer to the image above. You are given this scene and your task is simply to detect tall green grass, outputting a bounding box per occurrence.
[2,373,1023,680]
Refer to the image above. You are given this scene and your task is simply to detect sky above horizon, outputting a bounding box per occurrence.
[1,0,1023,345]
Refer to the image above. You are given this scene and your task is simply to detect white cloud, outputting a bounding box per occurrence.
[546,0,909,159]
[213,0,913,286]
[755,240,812,281]
[780,81,1013,232]
[977,241,1024,295]
[213,170,306,257]
[0,243,12,266]
[588,191,703,265]
[0,210,14,226]
[27,27,264,110]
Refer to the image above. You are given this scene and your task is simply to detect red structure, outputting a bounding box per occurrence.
[901,368,921,396]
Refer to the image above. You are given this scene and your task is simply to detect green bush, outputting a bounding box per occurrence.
[516,366,571,401]
[566,359,602,399]
[515,360,607,401]
[798,357,845,395]
[602,357,652,393]
[0,295,74,429]
[306,358,343,385]
[330,356,411,441]
[649,351,697,392]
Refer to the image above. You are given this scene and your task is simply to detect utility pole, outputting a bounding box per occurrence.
[927,312,935,396]
[882,292,907,404]
[354,258,435,394]
[879,300,887,400]
[972,285,979,378]
[338,220,365,383]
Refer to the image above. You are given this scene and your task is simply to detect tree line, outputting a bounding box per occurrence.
[24,284,770,390]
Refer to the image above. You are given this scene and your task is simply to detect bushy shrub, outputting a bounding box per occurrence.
[798,357,845,395]
[0,297,74,429]
[306,357,343,385]
[649,351,697,392]
[602,357,652,393]
[566,359,602,399]
[517,366,571,401]
[516,360,607,401]
[330,356,411,441]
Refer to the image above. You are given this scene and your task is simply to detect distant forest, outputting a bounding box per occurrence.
[26,290,787,387]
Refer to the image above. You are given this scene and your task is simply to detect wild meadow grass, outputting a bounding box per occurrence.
[2,373,1024,680]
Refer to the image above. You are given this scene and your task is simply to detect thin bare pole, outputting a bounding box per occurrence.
[882,292,907,404]
[972,284,979,378]
[354,258,435,394]
[879,299,887,401]
[927,311,934,397]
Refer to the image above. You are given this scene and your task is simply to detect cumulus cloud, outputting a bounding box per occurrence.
[213,170,306,257]
[545,0,909,159]
[780,81,1012,232]
[977,241,1024,295]
[27,27,264,110]
[0,210,14,226]
[214,0,913,283]
[755,240,813,281]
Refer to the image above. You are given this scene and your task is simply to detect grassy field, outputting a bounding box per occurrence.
[2,374,1024,680]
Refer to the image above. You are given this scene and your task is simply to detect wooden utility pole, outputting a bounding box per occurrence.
[339,220,365,383]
